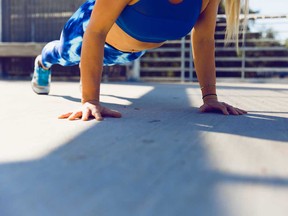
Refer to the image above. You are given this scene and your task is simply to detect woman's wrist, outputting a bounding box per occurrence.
[200,83,217,102]
[200,84,216,95]
[81,98,100,105]
[81,81,101,104]
[202,93,217,99]
[200,84,216,90]
[202,93,218,103]
[81,84,100,104]
[81,91,100,104]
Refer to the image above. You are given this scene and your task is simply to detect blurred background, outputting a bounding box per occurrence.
[0,0,287,82]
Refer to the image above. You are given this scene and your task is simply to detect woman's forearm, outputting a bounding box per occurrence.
[80,30,106,104]
[192,37,217,97]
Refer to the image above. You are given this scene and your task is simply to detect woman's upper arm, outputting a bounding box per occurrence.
[192,0,221,40]
[86,0,131,36]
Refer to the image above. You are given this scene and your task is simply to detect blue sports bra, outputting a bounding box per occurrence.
[116,0,203,43]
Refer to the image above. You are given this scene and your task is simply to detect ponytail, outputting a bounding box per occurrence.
[224,0,249,47]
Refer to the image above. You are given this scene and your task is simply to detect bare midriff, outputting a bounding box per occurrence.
[105,23,165,53]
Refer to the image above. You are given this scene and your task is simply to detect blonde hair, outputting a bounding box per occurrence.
[224,0,249,46]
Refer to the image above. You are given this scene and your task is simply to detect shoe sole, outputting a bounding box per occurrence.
[31,82,50,95]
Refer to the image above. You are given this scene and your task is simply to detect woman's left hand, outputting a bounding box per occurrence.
[199,98,247,115]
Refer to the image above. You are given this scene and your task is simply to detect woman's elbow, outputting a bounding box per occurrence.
[192,29,215,44]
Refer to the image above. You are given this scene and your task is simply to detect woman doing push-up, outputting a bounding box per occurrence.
[31,0,248,120]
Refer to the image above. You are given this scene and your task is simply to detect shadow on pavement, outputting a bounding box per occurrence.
[0,82,287,216]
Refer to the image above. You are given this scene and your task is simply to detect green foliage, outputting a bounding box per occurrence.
[285,39,288,48]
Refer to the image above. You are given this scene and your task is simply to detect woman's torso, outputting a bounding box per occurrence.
[106,0,210,52]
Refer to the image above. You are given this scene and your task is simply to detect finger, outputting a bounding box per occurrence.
[102,107,122,118]
[221,107,230,115]
[235,108,247,115]
[91,108,103,121]
[237,108,248,114]
[219,105,229,115]
[227,105,248,115]
[227,106,239,115]
[58,112,73,119]
[68,111,82,121]
[82,108,91,121]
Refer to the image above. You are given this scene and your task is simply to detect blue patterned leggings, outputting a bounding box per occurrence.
[41,0,145,69]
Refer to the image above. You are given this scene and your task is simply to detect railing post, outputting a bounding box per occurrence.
[189,36,194,82]
[0,0,2,42]
[241,46,246,80]
[0,0,3,78]
[181,37,185,82]
[127,59,140,81]
[0,0,4,78]
[241,19,247,80]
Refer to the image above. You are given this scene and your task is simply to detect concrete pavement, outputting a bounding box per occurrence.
[0,80,288,216]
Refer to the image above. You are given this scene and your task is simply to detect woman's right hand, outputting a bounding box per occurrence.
[58,101,122,121]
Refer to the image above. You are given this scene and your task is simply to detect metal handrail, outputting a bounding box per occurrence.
[138,14,288,82]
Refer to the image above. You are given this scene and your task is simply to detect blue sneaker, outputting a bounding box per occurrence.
[31,56,51,94]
